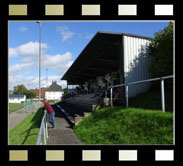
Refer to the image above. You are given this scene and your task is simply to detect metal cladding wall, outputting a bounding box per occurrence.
[123,35,151,98]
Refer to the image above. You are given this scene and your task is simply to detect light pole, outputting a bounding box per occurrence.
[46,68,48,88]
[36,21,41,108]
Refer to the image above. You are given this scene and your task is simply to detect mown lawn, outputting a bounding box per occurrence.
[9,109,44,145]
[9,103,25,113]
[74,107,173,144]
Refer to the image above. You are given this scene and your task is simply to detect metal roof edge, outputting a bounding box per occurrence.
[61,31,153,81]
[98,31,153,40]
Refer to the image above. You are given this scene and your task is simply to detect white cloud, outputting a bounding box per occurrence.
[9,48,19,57]
[9,62,35,76]
[9,41,48,58]
[42,52,73,74]
[20,57,35,63]
[9,42,73,90]
[84,32,94,39]
[9,74,67,90]
[19,26,28,32]
[17,41,48,56]
[57,26,75,42]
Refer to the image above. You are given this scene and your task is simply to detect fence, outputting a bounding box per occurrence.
[36,110,48,145]
[109,75,174,112]
[24,100,40,113]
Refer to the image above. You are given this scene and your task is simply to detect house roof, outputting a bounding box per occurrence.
[61,31,151,85]
[9,94,25,98]
[30,88,46,98]
[46,81,63,92]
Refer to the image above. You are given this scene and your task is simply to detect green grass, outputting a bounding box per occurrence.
[48,100,60,105]
[74,107,173,144]
[9,91,13,94]
[129,87,173,112]
[9,103,25,113]
[9,109,44,145]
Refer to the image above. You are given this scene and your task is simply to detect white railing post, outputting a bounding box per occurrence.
[44,110,48,139]
[46,117,48,139]
[110,88,113,106]
[36,111,48,145]
[161,78,165,112]
[125,85,129,108]
[43,121,46,145]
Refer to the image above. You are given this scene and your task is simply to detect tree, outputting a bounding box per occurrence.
[26,90,37,99]
[148,22,173,88]
[13,84,36,99]
[62,88,68,99]
[149,22,173,78]
[13,84,27,94]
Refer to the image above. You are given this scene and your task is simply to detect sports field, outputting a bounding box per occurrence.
[9,103,25,113]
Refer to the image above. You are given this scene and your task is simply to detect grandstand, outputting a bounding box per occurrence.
[61,32,152,111]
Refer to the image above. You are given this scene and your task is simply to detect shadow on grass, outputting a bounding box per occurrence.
[21,107,44,144]
[129,87,173,112]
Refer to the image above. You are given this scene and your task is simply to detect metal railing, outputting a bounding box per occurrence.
[36,110,48,145]
[109,75,174,112]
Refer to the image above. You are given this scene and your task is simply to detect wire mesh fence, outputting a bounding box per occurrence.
[24,99,40,113]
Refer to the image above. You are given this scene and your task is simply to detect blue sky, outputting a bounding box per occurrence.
[9,21,169,90]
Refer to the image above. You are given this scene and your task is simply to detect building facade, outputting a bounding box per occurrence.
[9,94,26,103]
[45,81,64,101]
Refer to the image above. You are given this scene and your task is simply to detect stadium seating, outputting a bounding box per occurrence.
[65,93,103,111]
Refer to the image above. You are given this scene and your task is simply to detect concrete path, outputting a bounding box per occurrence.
[47,105,82,145]
[8,108,31,131]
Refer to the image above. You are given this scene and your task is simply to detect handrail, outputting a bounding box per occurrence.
[36,110,48,145]
[109,75,174,112]
[108,75,174,89]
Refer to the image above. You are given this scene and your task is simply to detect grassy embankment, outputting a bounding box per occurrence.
[74,107,173,144]
[74,88,173,144]
[9,108,44,145]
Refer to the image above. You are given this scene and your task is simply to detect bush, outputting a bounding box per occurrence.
[148,22,173,87]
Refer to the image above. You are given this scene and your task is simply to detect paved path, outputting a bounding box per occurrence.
[47,105,82,145]
[8,108,31,131]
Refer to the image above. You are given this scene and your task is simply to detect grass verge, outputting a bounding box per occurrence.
[9,109,44,145]
[74,107,173,144]
[9,103,25,113]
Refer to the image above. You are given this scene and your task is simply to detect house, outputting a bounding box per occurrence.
[9,94,26,103]
[45,81,64,101]
[30,87,46,99]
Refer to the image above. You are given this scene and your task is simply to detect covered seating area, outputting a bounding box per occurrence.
[61,32,124,110]
[61,31,151,110]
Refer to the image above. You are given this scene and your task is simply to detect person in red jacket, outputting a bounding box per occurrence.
[44,99,56,129]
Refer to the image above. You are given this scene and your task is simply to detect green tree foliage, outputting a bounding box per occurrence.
[26,90,37,99]
[13,84,37,99]
[149,22,173,78]
[62,88,68,99]
[13,84,27,94]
